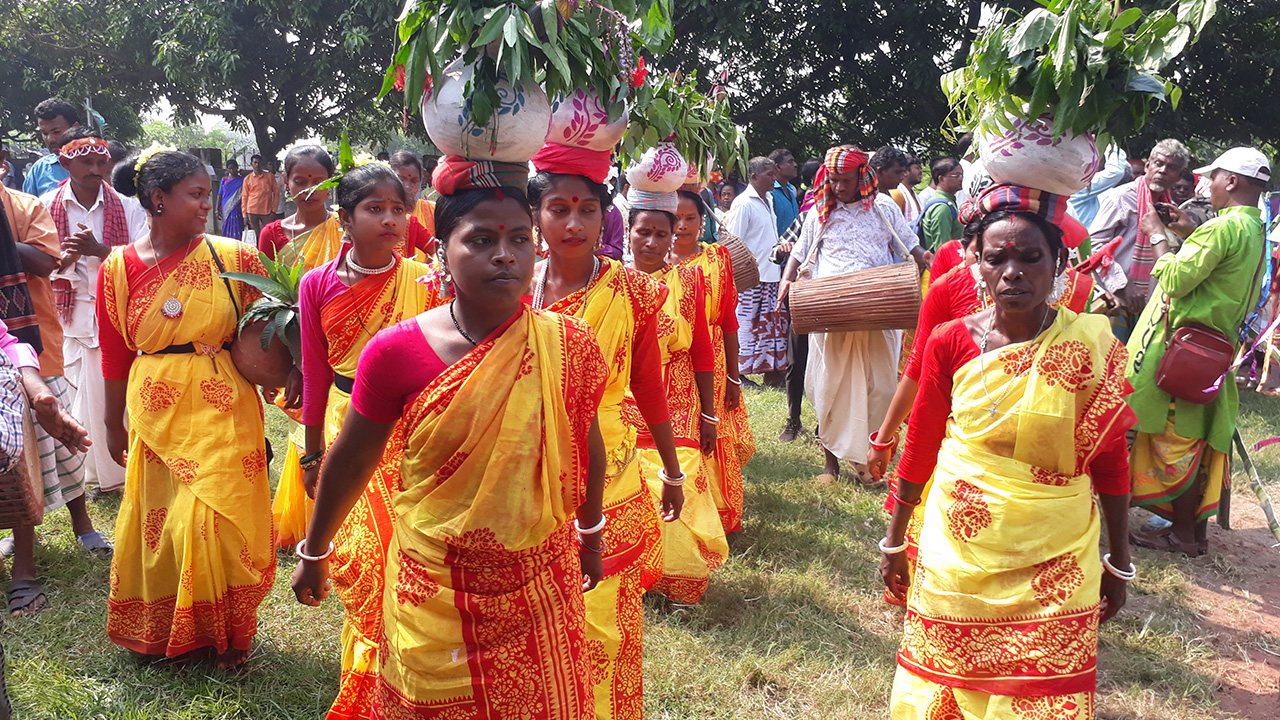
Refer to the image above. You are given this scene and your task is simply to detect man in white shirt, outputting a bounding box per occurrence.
[39,126,148,494]
[727,156,789,385]
[778,146,930,485]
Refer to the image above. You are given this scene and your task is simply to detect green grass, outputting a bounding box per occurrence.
[3,388,1279,718]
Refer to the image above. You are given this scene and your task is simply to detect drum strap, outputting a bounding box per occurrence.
[797,202,911,280]
[871,204,912,260]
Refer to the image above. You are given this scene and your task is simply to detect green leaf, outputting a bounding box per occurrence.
[1111,8,1143,32]
[503,11,519,48]
[1176,0,1217,34]
[338,130,355,174]
[474,7,507,48]
[1008,8,1058,55]
[1170,84,1183,108]
[219,272,290,300]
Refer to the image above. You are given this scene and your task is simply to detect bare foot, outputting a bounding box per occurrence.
[214,647,252,671]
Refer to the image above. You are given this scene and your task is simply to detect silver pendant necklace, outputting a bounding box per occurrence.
[977,306,1051,417]
[532,256,601,314]
[152,236,199,319]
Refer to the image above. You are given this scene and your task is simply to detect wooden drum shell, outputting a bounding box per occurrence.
[789,262,922,334]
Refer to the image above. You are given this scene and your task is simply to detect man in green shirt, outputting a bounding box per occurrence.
[918,156,965,251]
[1126,147,1271,557]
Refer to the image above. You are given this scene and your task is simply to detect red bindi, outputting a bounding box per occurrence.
[571,196,579,202]
[1005,241,1015,248]
[499,224,505,230]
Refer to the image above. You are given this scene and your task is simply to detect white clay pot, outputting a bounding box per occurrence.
[978,114,1100,196]
[626,142,689,193]
[421,60,551,163]
[547,89,627,152]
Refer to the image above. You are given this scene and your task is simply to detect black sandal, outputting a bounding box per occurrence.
[8,579,47,617]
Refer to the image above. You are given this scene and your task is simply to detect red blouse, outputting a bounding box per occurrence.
[904,264,982,382]
[929,239,963,280]
[895,320,1129,496]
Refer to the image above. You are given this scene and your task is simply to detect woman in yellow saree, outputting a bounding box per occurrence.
[99,151,275,669]
[880,210,1137,718]
[671,190,754,533]
[256,146,343,549]
[526,166,686,720]
[293,176,608,719]
[625,200,728,604]
[296,163,440,718]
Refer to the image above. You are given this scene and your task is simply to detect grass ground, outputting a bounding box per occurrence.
[4,386,1280,719]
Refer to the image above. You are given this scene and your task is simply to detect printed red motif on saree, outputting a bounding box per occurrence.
[1031,467,1072,486]
[173,259,213,290]
[241,449,267,479]
[143,509,167,553]
[1031,555,1084,608]
[394,549,441,607]
[1036,340,1093,393]
[925,686,963,720]
[139,377,181,413]
[945,479,991,542]
[998,344,1038,376]
[1012,695,1089,719]
[166,457,200,484]
[200,377,234,412]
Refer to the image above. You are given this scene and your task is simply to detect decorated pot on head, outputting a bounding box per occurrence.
[978,113,1100,197]
[530,88,628,185]
[624,142,689,215]
[421,59,552,164]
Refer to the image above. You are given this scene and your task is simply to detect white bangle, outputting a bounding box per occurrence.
[296,540,335,562]
[574,516,606,535]
[879,537,908,555]
[727,376,742,386]
[700,412,720,424]
[1102,553,1137,581]
[659,468,686,486]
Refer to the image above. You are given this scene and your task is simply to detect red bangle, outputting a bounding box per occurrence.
[869,431,896,451]
[893,495,921,508]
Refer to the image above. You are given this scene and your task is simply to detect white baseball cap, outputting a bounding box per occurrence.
[1194,147,1271,182]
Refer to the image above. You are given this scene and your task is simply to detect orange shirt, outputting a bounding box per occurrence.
[0,184,64,376]
[242,171,278,215]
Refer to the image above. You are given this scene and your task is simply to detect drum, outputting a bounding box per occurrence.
[789,262,922,334]
[717,229,759,292]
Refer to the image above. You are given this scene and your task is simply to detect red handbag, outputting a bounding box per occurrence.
[1153,248,1264,404]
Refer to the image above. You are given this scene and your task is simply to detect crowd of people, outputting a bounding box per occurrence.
[0,90,1273,720]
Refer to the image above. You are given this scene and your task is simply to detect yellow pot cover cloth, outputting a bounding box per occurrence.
[679,243,754,532]
[102,235,276,657]
[1130,404,1227,522]
[318,256,437,719]
[624,263,728,604]
[892,311,1135,712]
[377,307,607,719]
[543,257,665,720]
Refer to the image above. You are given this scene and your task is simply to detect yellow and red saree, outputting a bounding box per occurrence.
[319,257,438,719]
[680,244,754,532]
[377,308,607,719]
[544,258,664,720]
[102,236,276,656]
[625,264,728,604]
[272,216,347,548]
[893,312,1134,717]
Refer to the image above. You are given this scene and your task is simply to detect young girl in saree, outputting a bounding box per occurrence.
[879,207,1136,718]
[256,145,340,548]
[671,190,753,533]
[292,161,609,719]
[525,158,685,720]
[626,198,728,604]
[99,150,274,669]
[389,150,437,259]
[296,163,437,718]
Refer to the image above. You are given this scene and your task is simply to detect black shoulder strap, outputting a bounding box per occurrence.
[205,236,241,317]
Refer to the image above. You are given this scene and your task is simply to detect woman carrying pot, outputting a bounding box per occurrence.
[295,162,439,717]
[880,205,1136,716]
[669,189,753,533]
[527,138,685,720]
[292,160,609,718]
[99,149,275,670]
[623,187,728,605]
[868,186,1096,606]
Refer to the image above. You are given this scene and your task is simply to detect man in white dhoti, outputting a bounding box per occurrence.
[778,145,930,484]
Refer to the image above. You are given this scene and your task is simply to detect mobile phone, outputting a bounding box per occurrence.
[1155,203,1175,225]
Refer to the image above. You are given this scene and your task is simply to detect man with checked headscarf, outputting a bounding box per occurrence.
[778,145,930,485]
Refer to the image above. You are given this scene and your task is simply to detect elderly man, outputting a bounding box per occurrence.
[22,98,81,197]
[778,146,930,485]
[1089,139,1191,339]
[1125,148,1271,557]
[728,156,788,385]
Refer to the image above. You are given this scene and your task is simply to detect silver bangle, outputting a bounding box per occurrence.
[659,468,686,486]
[1102,553,1137,581]
[296,540,335,563]
[700,412,721,424]
[727,376,742,386]
[574,516,606,535]
[879,537,908,555]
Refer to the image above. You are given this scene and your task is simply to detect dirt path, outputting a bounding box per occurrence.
[1179,493,1280,718]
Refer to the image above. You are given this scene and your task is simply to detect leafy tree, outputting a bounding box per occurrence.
[3,0,406,158]
[139,120,257,162]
